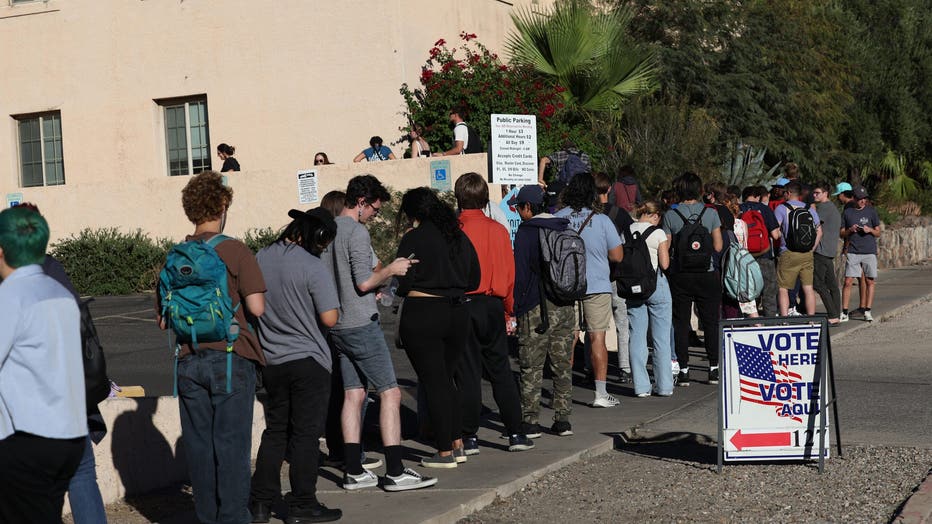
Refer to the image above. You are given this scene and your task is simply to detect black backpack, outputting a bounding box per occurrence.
[80,298,110,410]
[671,207,714,273]
[458,122,484,154]
[782,202,817,252]
[615,225,659,300]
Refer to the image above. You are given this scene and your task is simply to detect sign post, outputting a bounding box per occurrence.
[717,316,842,473]
[489,114,537,185]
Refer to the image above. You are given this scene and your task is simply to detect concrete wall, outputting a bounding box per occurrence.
[1,0,546,204]
[22,153,493,244]
[64,397,265,513]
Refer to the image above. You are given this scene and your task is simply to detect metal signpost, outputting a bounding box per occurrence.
[717,316,842,473]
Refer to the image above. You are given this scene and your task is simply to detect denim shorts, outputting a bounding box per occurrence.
[328,320,398,394]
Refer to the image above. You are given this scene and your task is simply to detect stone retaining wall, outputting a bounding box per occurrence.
[878,225,932,268]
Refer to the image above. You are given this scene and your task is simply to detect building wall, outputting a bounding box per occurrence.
[0,0,546,238]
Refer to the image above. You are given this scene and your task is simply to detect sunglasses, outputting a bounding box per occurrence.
[314,158,325,164]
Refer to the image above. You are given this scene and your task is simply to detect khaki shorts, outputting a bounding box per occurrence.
[580,293,613,332]
[777,250,814,289]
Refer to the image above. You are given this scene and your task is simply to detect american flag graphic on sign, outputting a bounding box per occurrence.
[734,341,804,422]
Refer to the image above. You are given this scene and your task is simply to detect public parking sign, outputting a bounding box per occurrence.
[719,319,839,467]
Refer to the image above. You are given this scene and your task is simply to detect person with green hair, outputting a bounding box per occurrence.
[0,206,88,523]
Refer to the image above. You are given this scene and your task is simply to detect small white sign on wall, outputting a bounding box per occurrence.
[297,169,319,205]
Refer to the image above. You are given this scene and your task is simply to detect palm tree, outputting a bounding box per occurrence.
[506,0,658,113]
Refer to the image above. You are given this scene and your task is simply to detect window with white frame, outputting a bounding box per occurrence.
[159,96,211,176]
[16,111,65,187]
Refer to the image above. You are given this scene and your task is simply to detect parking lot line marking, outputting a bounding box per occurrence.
[95,309,154,321]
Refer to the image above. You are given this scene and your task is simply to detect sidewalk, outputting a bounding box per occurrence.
[101,263,932,524]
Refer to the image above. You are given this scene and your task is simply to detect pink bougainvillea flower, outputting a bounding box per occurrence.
[435,38,446,47]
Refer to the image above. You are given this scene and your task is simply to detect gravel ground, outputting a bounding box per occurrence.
[461,442,932,524]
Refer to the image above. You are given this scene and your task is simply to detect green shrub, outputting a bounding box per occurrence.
[243,227,282,254]
[50,228,171,295]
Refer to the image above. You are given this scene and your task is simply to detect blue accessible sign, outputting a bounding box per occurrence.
[430,159,452,192]
[720,323,831,462]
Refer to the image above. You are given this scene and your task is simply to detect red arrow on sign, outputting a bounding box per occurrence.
[730,430,792,450]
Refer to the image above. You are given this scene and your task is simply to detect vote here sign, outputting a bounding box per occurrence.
[721,324,830,461]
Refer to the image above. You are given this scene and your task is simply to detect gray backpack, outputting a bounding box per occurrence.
[538,213,591,305]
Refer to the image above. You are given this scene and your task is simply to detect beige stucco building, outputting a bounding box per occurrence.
[0,0,546,242]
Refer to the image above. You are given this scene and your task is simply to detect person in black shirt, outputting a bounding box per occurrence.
[395,188,480,468]
[217,143,240,172]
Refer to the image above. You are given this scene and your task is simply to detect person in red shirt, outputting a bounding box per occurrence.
[454,173,535,455]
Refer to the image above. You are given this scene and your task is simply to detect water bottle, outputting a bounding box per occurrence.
[380,280,397,307]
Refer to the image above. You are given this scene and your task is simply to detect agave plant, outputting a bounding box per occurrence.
[506,0,658,113]
[720,142,781,188]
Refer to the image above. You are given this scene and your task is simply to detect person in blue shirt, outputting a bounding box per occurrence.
[0,206,87,523]
[554,173,624,408]
[353,136,396,162]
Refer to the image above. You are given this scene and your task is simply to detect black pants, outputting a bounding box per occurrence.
[457,295,523,437]
[669,271,722,368]
[754,255,779,317]
[813,253,841,319]
[0,432,84,524]
[251,357,330,512]
[401,296,468,452]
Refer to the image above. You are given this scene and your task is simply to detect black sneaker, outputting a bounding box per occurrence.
[508,434,535,452]
[677,370,690,387]
[521,422,542,439]
[708,367,720,385]
[550,420,573,436]
[285,503,342,523]
[463,435,480,456]
[618,370,633,384]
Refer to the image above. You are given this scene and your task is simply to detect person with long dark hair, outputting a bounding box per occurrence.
[395,188,480,468]
[217,143,240,172]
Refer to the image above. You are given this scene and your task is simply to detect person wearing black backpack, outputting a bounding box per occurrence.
[774,181,822,317]
[0,207,87,524]
[625,201,675,398]
[662,172,724,386]
[537,140,592,189]
[435,105,484,156]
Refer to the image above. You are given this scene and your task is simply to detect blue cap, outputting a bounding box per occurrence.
[507,185,544,206]
[771,177,790,188]
[832,182,853,196]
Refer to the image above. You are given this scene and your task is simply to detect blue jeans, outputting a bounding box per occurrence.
[178,350,256,524]
[67,435,107,524]
[627,273,674,396]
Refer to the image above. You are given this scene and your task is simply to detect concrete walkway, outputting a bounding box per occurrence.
[103,264,932,523]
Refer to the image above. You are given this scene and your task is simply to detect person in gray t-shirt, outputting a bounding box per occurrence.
[251,208,344,520]
[319,175,436,491]
[840,186,881,321]
[811,183,842,323]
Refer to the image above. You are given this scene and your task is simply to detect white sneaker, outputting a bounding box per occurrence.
[839,312,849,322]
[671,361,680,384]
[787,307,801,317]
[864,310,873,322]
[342,469,378,490]
[592,393,620,408]
[382,468,438,492]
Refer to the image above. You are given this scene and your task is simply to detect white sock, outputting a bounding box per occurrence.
[595,380,607,396]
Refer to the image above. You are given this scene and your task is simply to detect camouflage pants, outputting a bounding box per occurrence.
[518,299,575,424]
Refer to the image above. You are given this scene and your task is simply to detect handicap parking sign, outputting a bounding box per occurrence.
[430,160,451,192]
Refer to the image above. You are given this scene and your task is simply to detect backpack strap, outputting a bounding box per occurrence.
[672,208,690,225]
[206,234,230,248]
[576,211,596,234]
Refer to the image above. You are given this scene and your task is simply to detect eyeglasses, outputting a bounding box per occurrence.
[368,203,381,215]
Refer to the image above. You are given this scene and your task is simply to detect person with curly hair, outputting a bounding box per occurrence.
[554,173,623,408]
[395,187,480,468]
[156,170,267,524]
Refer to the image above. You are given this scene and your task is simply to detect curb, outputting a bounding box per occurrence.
[895,468,932,524]
[419,293,932,524]
[420,392,718,524]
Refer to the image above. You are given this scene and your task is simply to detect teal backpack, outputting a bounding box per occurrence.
[158,235,240,395]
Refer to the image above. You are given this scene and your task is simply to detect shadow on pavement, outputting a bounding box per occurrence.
[611,431,720,467]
